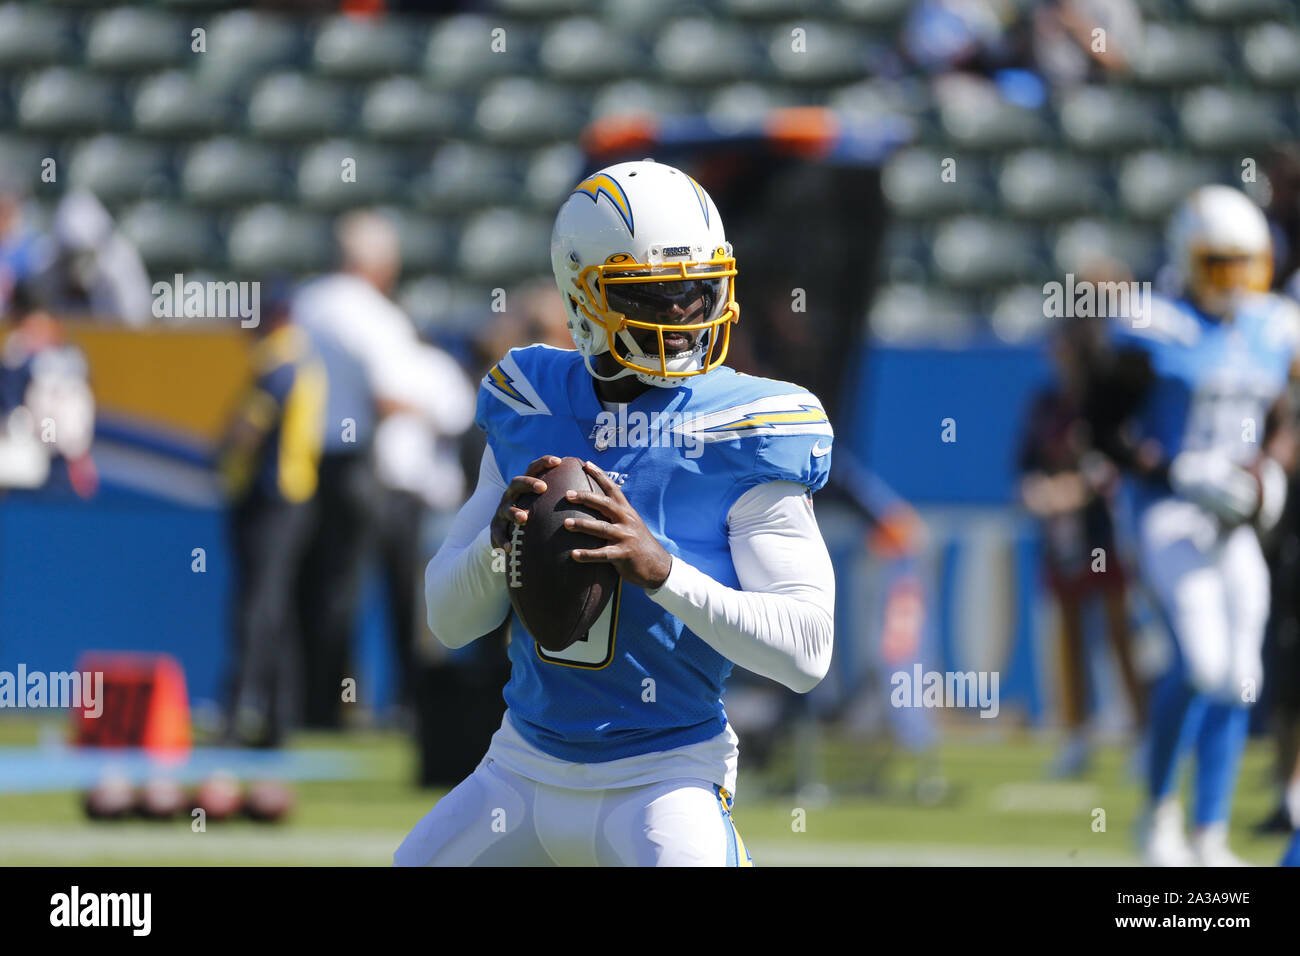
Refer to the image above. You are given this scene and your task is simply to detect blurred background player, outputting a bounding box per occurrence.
[218,282,325,749]
[1018,317,1145,778]
[1083,185,1300,865]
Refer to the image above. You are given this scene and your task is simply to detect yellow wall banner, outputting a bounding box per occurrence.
[56,322,254,445]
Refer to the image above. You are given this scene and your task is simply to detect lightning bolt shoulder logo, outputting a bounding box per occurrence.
[484,353,552,417]
[572,174,635,236]
[672,393,833,443]
[487,364,532,408]
[703,405,830,435]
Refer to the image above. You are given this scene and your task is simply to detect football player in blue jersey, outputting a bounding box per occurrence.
[1083,185,1300,865]
[395,160,835,866]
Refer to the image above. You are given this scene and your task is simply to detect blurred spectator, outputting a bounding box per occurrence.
[903,0,1031,75]
[374,329,475,714]
[0,282,97,500]
[292,209,474,729]
[291,213,391,729]
[1256,447,1300,833]
[1264,148,1300,294]
[1017,318,1145,777]
[218,284,326,748]
[1033,0,1143,84]
[40,191,152,325]
[0,178,54,317]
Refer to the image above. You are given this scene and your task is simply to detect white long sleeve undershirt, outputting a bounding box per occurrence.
[424,445,835,693]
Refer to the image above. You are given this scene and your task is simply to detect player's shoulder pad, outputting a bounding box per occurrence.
[1108,293,1200,349]
[478,344,573,423]
[1275,296,1300,352]
[1244,292,1300,355]
[679,373,834,493]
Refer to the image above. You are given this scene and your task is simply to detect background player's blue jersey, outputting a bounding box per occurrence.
[477,344,833,763]
[1108,292,1298,511]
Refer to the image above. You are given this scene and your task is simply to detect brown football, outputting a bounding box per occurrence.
[507,456,618,652]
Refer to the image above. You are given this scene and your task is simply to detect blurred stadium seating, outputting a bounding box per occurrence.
[0,0,1290,341]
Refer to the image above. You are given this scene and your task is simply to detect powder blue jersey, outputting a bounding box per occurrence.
[477,345,833,763]
[1109,292,1299,510]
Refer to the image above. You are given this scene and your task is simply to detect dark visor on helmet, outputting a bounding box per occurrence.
[604,276,727,327]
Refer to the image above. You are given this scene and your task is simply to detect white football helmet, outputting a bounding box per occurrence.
[550,159,739,388]
[1167,184,1273,318]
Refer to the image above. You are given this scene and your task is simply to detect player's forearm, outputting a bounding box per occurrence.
[424,526,510,648]
[648,558,833,693]
[424,445,511,647]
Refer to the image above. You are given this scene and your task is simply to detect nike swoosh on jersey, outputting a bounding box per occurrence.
[811,440,832,458]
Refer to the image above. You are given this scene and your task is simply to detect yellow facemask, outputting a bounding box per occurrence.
[1188,245,1273,315]
[569,249,740,379]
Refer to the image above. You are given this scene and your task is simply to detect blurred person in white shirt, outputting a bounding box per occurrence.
[374,334,475,714]
[291,210,472,728]
[42,191,152,325]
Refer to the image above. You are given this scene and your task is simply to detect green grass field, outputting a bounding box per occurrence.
[0,715,1290,865]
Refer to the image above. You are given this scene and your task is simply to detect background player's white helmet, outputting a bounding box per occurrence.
[550,159,739,388]
[1167,184,1273,318]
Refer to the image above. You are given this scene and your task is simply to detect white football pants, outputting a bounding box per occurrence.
[1137,498,1269,702]
[393,758,753,867]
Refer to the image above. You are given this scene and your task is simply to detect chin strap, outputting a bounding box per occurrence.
[581,350,639,383]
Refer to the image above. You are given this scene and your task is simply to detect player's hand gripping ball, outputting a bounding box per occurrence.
[499,456,620,652]
[564,460,673,591]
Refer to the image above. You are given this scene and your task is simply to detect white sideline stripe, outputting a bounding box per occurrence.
[990,783,1101,814]
[0,827,1135,866]
[0,825,400,864]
